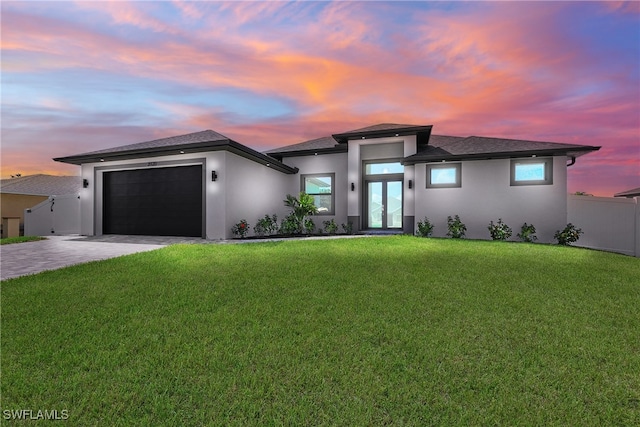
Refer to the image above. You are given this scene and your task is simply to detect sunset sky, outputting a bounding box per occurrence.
[2,1,638,196]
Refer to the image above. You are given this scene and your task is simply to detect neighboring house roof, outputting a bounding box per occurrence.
[0,174,81,196]
[54,130,297,174]
[614,187,640,198]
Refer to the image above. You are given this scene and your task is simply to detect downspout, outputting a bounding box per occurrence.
[566,156,576,167]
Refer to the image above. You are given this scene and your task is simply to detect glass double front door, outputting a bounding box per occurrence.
[366,180,403,229]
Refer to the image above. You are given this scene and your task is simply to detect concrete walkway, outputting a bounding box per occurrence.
[0,236,168,281]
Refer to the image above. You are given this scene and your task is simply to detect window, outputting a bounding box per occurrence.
[511,158,553,186]
[365,162,404,175]
[426,163,461,188]
[301,173,335,214]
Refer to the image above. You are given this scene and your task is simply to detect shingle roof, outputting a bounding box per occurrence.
[63,130,229,157]
[335,123,422,135]
[614,187,640,198]
[404,135,600,164]
[54,130,298,174]
[267,123,435,157]
[332,123,433,143]
[0,174,81,196]
[265,136,343,155]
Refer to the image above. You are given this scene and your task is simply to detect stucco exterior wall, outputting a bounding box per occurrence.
[282,152,349,228]
[224,152,294,239]
[347,136,417,231]
[414,156,567,242]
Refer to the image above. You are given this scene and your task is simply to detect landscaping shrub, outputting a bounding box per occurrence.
[304,218,316,235]
[323,219,339,235]
[447,215,467,238]
[231,219,250,238]
[341,221,354,235]
[416,217,434,237]
[518,223,538,243]
[280,215,299,235]
[283,192,318,234]
[253,214,279,236]
[488,218,512,241]
[555,223,583,245]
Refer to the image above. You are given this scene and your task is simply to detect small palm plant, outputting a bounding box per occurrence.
[283,192,318,234]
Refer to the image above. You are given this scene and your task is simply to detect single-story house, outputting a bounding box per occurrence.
[0,174,81,237]
[54,123,600,242]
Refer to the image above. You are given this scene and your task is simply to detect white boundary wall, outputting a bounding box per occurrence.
[567,194,639,257]
[24,194,81,236]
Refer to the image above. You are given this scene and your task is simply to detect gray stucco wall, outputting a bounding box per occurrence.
[413,156,567,242]
[282,152,349,229]
[224,151,294,239]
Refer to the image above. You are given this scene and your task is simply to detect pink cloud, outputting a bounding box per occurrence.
[1,1,637,196]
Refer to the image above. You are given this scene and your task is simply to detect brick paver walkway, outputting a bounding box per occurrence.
[0,236,169,281]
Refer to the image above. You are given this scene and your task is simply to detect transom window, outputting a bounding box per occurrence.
[365,162,404,175]
[426,163,461,188]
[301,173,335,215]
[511,158,553,186]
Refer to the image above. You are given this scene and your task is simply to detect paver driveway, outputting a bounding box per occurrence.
[0,236,171,281]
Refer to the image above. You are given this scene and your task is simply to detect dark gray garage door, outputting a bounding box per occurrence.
[103,165,203,237]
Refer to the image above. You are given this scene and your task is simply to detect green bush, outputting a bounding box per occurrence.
[517,223,538,243]
[416,217,434,237]
[280,215,299,235]
[488,218,512,241]
[555,223,583,245]
[341,221,354,235]
[304,218,316,235]
[446,215,467,239]
[253,214,278,236]
[323,219,338,235]
[231,219,250,238]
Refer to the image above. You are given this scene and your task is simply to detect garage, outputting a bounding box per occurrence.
[103,165,203,237]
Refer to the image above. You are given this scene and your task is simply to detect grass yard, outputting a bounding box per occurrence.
[2,236,639,425]
[0,236,46,245]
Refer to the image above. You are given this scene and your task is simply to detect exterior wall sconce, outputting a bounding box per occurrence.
[351,183,355,191]
[83,179,89,188]
[408,180,413,189]
[211,171,218,182]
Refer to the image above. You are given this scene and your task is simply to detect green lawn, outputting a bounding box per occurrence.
[0,236,46,245]
[2,236,639,425]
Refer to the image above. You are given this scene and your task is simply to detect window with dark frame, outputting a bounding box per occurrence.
[426,163,461,188]
[510,158,553,186]
[301,173,335,215]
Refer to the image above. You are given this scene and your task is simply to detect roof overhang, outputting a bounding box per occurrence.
[402,146,601,165]
[332,125,433,144]
[54,140,298,174]
[268,145,348,160]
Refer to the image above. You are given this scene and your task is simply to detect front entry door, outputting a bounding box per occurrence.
[366,180,403,229]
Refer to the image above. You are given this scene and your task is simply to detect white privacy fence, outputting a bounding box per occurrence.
[24,194,81,236]
[567,194,639,257]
